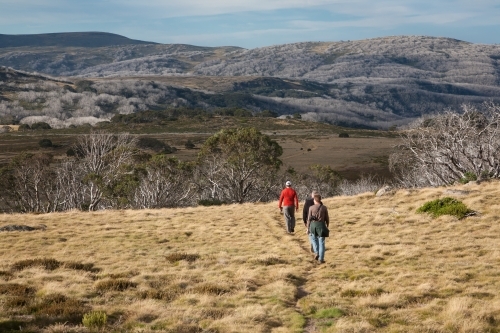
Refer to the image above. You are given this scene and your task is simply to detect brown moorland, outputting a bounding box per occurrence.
[0,180,499,332]
[0,117,397,178]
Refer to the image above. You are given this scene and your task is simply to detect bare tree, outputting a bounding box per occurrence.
[390,102,500,187]
[8,153,64,213]
[133,156,195,208]
[72,131,137,211]
[338,174,384,196]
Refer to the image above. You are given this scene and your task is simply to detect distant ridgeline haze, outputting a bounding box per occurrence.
[1,33,500,129]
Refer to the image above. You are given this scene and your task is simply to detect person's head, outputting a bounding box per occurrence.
[313,194,322,204]
[285,181,292,187]
[311,190,319,198]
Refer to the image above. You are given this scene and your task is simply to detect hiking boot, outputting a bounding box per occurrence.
[314,253,319,260]
[318,260,325,264]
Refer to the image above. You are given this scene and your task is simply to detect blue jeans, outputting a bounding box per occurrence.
[309,233,325,261]
[283,206,296,232]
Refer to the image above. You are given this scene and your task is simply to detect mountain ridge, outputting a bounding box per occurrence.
[1,33,500,129]
[0,32,157,48]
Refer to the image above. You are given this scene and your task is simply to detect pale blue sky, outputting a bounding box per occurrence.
[1,0,499,48]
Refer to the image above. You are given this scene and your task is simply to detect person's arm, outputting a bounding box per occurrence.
[306,206,313,233]
[294,191,299,211]
[278,191,284,209]
[324,207,330,227]
[302,200,309,225]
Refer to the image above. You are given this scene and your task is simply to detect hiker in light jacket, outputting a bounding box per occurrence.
[307,194,329,264]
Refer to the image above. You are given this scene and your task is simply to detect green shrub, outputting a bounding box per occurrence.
[417,197,474,219]
[82,310,107,331]
[185,140,195,149]
[38,138,53,148]
[459,171,477,184]
[339,132,350,138]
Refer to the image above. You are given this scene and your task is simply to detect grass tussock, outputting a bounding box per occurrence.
[11,258,61,271]
[165,253,200,263]
[94,279,138,293]
[63,261,101,273]
[0,181,500,332]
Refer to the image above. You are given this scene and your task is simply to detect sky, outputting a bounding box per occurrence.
[1,0,500,49]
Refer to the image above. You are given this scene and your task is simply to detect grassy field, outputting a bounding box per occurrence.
[0,181,499,332]
[0,117,397,178]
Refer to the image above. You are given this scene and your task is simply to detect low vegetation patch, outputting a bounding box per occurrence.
[0,283,36,297]
[191,283,230,295]
[29,293,88,320]
[82,310,107,331]
[165,253,200,263]
[94,279,138,293]
[253,256,287,266]
[417,197,474,219]
[63,261,100,273]
[11,258,61,271]
[313,307,345,319]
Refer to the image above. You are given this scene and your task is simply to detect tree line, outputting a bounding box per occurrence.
[0,128,341,213]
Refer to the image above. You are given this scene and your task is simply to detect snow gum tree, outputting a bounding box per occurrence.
[390,102,500,187]
[197,127,283,203]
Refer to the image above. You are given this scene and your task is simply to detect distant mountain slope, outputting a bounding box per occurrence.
[0,32,156,48]
[1,34,500,128]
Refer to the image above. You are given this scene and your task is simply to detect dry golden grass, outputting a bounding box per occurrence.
[1,181,499,332]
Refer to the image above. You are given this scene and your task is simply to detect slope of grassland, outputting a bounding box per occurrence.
[0,181,499,332]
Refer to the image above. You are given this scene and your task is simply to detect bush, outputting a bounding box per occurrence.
[459,171,477,184]
[339,132,350,138]
[39,138,53,148]
[31,122,52,130]
[185,140,195,149]
[137,137,165,151]
[18,124,31,131]
[82,311,107,331]
[417,197,474,219]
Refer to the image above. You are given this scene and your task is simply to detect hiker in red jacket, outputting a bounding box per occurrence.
[278,181,299,233]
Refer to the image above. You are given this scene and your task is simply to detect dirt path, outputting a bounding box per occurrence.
[266,206,320,332]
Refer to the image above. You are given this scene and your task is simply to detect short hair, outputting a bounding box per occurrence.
[313,194,322,202]
[311,190,319,196]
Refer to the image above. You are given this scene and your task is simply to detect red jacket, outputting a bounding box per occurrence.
[279,187,299,208]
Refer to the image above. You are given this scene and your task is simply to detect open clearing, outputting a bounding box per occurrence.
[1,181,499,332]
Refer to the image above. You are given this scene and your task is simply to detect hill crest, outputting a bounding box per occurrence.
[0,32,156,48]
